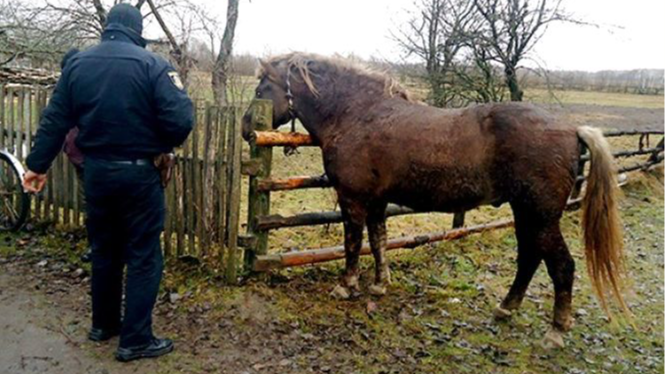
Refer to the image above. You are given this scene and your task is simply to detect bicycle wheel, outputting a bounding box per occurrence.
[0,150,29,231]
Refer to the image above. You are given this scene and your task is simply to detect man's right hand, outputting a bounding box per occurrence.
[23,170,47,193]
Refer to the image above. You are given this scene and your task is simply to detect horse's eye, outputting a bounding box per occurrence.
[255,90,262,98]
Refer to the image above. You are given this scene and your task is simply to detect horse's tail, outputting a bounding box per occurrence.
[577,126,630,319]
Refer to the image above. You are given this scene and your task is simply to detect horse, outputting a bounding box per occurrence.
[242,52,628,348]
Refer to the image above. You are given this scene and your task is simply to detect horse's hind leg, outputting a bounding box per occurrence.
[331,197,366,299]
[540,223,575,349]
[367,202,390,296]
[499,204,575,348]
[494,206,543,319]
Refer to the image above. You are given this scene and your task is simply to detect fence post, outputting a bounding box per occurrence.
[244,100,273,272]
[225,107,243,283]
[571,143,588,199]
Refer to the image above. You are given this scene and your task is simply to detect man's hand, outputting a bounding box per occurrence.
[23,170,47,193]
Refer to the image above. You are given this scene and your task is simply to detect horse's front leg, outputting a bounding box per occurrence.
[367,203,390,296]
[331,199,366,299]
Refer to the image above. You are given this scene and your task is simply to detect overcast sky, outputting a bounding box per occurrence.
[191,0,664,72]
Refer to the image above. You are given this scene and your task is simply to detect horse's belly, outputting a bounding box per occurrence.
[386,176,492,213]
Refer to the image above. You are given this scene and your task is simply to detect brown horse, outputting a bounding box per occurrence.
[242,52,628,348]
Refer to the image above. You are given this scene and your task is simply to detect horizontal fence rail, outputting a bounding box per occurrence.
[242,99,664,272]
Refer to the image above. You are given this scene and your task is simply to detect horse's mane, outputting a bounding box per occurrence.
[258,52,412,102]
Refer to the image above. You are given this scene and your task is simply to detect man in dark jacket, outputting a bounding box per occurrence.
[23,4,193,362]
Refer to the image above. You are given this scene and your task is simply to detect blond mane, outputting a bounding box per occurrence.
[257,52,412,101]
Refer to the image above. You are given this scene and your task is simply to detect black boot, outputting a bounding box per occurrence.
[115,338,174,362]
[88,327,121,342]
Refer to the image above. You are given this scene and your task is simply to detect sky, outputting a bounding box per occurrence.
[192,0,665,72]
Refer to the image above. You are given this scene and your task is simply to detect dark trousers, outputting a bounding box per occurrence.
[84,157,164,348]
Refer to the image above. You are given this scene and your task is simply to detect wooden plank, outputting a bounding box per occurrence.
[34,89,43,220]
[253,131,315,147]
[200,102,213,253]
[603,129,664,137]
[42,91,52,220]
[256,204,415,231]
[257,174,330,192]
[73,165,80,226]
[163,164,173,256]
[225,107,243,283]
[175,162,185,256]
[185,132,195,255]
[253,219,515,271]
[244,100,273,270]
[193,104,201,254]
[7,87,14,153]
[571,144,588,199]
[0,84,5,149]
[16,89,24,160]
[216,107,228,269]
[26,88,37,221]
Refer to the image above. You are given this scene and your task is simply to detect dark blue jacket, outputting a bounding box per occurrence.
[26,24,194,174]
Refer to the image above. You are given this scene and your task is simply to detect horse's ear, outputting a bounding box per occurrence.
[259,59,279,79]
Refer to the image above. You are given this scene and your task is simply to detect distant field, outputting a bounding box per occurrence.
[525,88,664,109]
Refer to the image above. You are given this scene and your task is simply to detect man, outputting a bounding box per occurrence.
[23,4,193,362]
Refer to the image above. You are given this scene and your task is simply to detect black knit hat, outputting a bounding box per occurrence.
[105,3,143,36]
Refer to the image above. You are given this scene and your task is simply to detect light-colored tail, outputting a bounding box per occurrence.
[577,126,630,319]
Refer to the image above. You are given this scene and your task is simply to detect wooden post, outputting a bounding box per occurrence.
[216,107,228,267]
[571,143,588,199]
[16,89,24,160]
[201,102,213,252]
[244,100,273,271]
[176,161,185,256]
[0,84,5,150]
[191,104,200,255]
[225,107,243,283]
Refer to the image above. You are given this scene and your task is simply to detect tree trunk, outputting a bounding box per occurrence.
[212,0,239,107]
[504,65,523,101]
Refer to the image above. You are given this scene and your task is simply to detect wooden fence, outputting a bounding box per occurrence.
[2,87,663,279]
[242,99,665,272]
[0,84,244,282]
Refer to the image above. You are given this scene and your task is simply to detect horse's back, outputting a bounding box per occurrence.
[325,100,579,215]
[476,103,580,214]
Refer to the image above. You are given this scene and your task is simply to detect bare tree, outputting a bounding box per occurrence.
[211,0,239,106]
[473,0,571,101]
[394,0,478,107]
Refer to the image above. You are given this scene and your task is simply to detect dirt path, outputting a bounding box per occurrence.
[0,261,158,374]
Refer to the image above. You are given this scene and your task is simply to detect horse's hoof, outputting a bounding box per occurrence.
[330,285,351,300]
[381,269,392,285]
[493,304,513,320]
[368,284,387,296]
[540,329,565,350]
[343,275,359,290]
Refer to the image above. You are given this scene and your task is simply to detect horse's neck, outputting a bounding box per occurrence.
[296,88,395,145]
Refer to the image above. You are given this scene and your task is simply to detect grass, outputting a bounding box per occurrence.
[525,88,664,109]
[2,170,661,373]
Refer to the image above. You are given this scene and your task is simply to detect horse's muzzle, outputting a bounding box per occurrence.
[241,111,255,142]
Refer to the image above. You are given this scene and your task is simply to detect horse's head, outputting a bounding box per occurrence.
[242,59,296,141]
